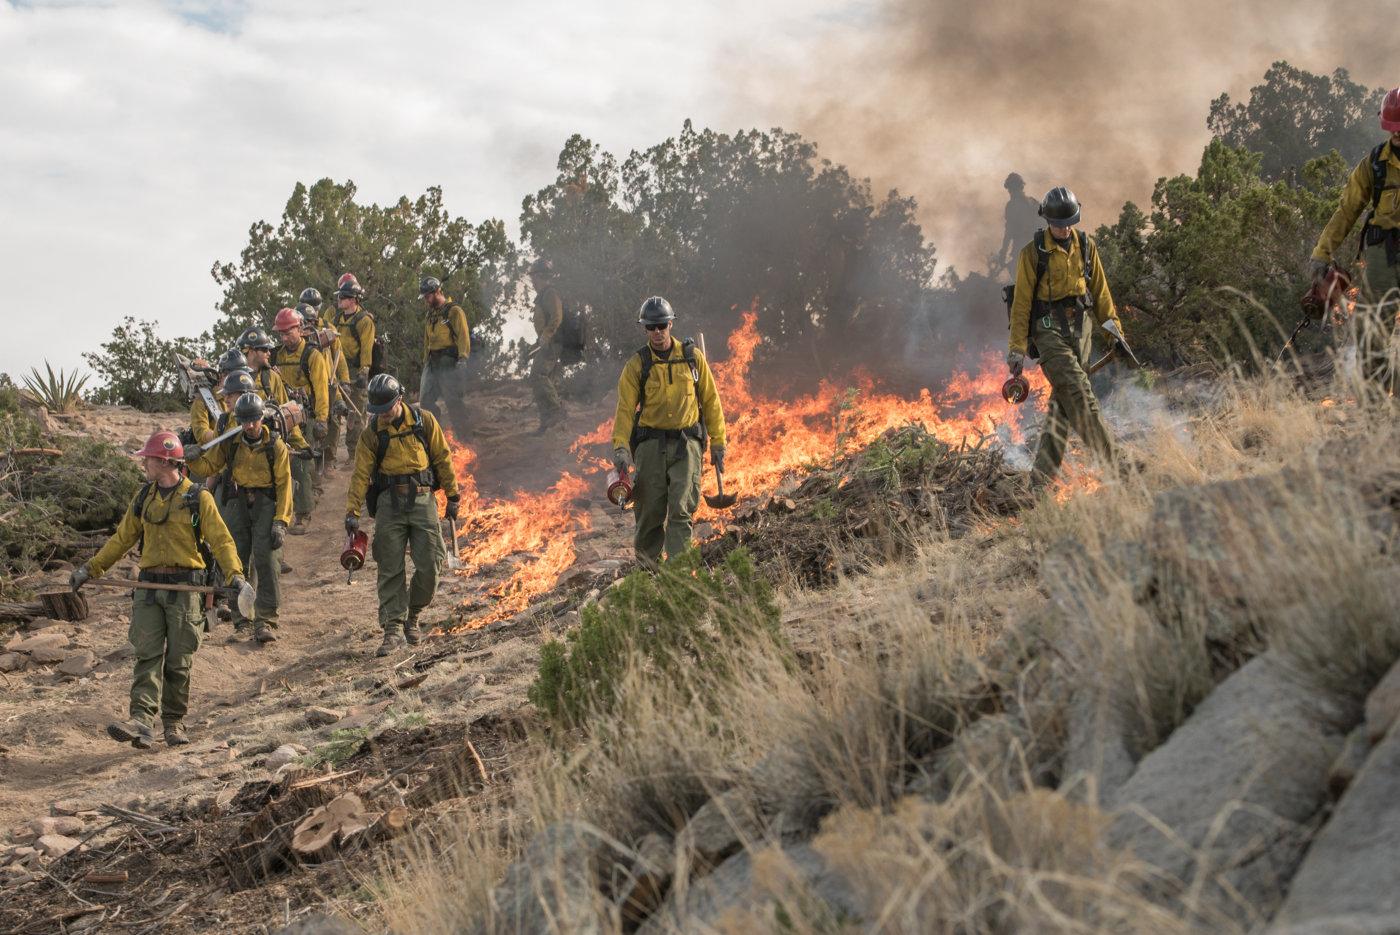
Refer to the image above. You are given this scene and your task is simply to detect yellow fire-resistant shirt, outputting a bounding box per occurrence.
[533,287,564,344]
[346,405,459,518]
[251,366,308,450]
[315,328,350,383]
[274,339,331,422]
[1008,230,1120,356]
[87,477,243,583]
[190,396,227,445]
[611,339,727,452]
[422,299,471,362]
[332,306,376,372]
[186,426,294,527]
[1312,141,1400,262]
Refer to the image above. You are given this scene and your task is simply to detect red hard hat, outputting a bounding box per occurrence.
[337,273,359,288]
[273,306,303,333]
[1382,88,1400,132]
[134,430,184,461]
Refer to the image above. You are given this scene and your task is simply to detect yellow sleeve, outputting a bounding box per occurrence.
[191,400,213,443]
[197,489,244,584]
[537,292,563,342]
[355,315,376,370]
[611,355,642,452]
[1085,238,1120,329]
[186,440,229,478]
[694,350,726,450]
[309,350,330,421]
[1313,157,1373,262]
[346,429,375,518]
[1008,244,1037,356]
[423,411,459,499]
[86,498,145,579]
[451,306,471,359]
[273,439,294,526]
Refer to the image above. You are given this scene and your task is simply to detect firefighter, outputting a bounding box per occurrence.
[345,375,459,656]
[69,431,247,749]
[300,299,351,473]
[185,393,293,644]
[188,348,251,447]
[529,258,566,433]
[419,275,472,438]
[1309,87,1400,394]
[997,172,1042,278]
[272,306,330,532]
[330,275,375,456]
[610,297,727,568]
[1007,186,1121,485]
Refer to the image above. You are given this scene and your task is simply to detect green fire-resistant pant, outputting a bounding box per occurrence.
[531,349,564,425]
[291,449,315,516]
[371,488,446,633]
[632,435,702,567]
[128,589,203,726]
[1357,238,1400,395]
[421,359,471,439]
[1031,311,1118,483]
[220,490,280,628]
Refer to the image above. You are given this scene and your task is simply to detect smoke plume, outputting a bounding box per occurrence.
[736,0,1394,275]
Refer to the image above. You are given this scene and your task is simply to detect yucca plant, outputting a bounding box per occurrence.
[21,362,89,413]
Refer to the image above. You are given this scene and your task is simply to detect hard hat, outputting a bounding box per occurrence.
[134,430,184,461]
[419,275,442,295]
[366,373,404,414]
[299,287,323,308]
[232,392,265,424]
[273,307,303,334]
[637,296,675,325]
[237,326,275,351]
[1382,88,1400,132]
[1038,187,1081,227]
[221,370,257,397]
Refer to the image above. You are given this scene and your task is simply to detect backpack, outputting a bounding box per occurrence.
[629,339,707,452]
[215,430,282,505]
[345,309,389,377]
[131,481,217,585]
[1001,228,1093,360]
[364,405,440,518]
[558,300,587,365]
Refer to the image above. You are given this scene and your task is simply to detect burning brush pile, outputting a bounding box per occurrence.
[700,424,1026,586]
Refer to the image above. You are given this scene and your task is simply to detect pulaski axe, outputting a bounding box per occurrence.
[695,333,737,510]
[1087,319,1143,375]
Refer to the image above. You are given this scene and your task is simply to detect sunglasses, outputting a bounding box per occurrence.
[644,322,670,331]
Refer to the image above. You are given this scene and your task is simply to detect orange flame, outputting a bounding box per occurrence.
[447,310,1052,631]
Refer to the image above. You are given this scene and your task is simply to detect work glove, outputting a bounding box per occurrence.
[69,565,91,593]
[1006,350,1025,374]
[345,514,359,536]
[613,447,633,472]
[454,358,470,374]
[182,442,204,463]
[1309,258,1330,283]
[270,521,286,550]
[313,420,328,439]
[445,495,460,521]
[229,573,248,591]
[353,369,369,390]
[711,445,726,474]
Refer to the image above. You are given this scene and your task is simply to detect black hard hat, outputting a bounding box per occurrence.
[221,370,257,397]
[528,257,553,278]
[237,326,275,351]
[366,374,403,414]
[419,276,442,296]
[217,348,248,374]
[637,296,675,325]
[299,287,322,308]
[296,302,320,326]
[1038,186,1081,227]
[335,278,365,300]
[1004,172,1025,191]
[233,392,265,424]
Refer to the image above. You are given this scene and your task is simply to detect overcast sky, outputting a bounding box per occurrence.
[2,0,1391,383]
[0,0,857,379]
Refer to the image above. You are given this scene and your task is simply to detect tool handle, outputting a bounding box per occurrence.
[91,577,223,595]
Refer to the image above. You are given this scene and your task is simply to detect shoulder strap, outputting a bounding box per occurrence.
[635,346,655,415]
[1077,230,1093,285]
[411,406,442,489]
[1371,143,1389,211]
[258,368,272,394]
[183,483,205,548]
[681,339,699,382]
[132,482,153,552]
[299,342,314,382]
[373,424,392,478]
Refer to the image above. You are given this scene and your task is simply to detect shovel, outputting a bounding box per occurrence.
[86,576,256,619]
[704,468,737,510]
[445,518,464,571]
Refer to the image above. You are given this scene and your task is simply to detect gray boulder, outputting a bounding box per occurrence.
[475,820,618,935]
[1271,721,1400,928]
[1108,652,1347,924]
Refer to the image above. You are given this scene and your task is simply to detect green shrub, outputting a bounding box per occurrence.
[82,316,207,411]
[529,547,783,730]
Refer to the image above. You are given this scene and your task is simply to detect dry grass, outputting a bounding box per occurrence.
[371,338,1400,933]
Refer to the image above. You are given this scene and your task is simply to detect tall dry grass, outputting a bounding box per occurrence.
[373,331,1400,934]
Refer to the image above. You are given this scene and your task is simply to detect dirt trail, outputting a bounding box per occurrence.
[0,386,632,834]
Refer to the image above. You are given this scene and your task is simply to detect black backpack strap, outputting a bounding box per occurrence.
[1078,230,1093,284]
[411,406,441,490]
[133,482,153,553]
[1371,142,1389,212]
[258,368,272,395]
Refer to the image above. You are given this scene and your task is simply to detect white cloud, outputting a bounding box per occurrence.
[0,0,851,380]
